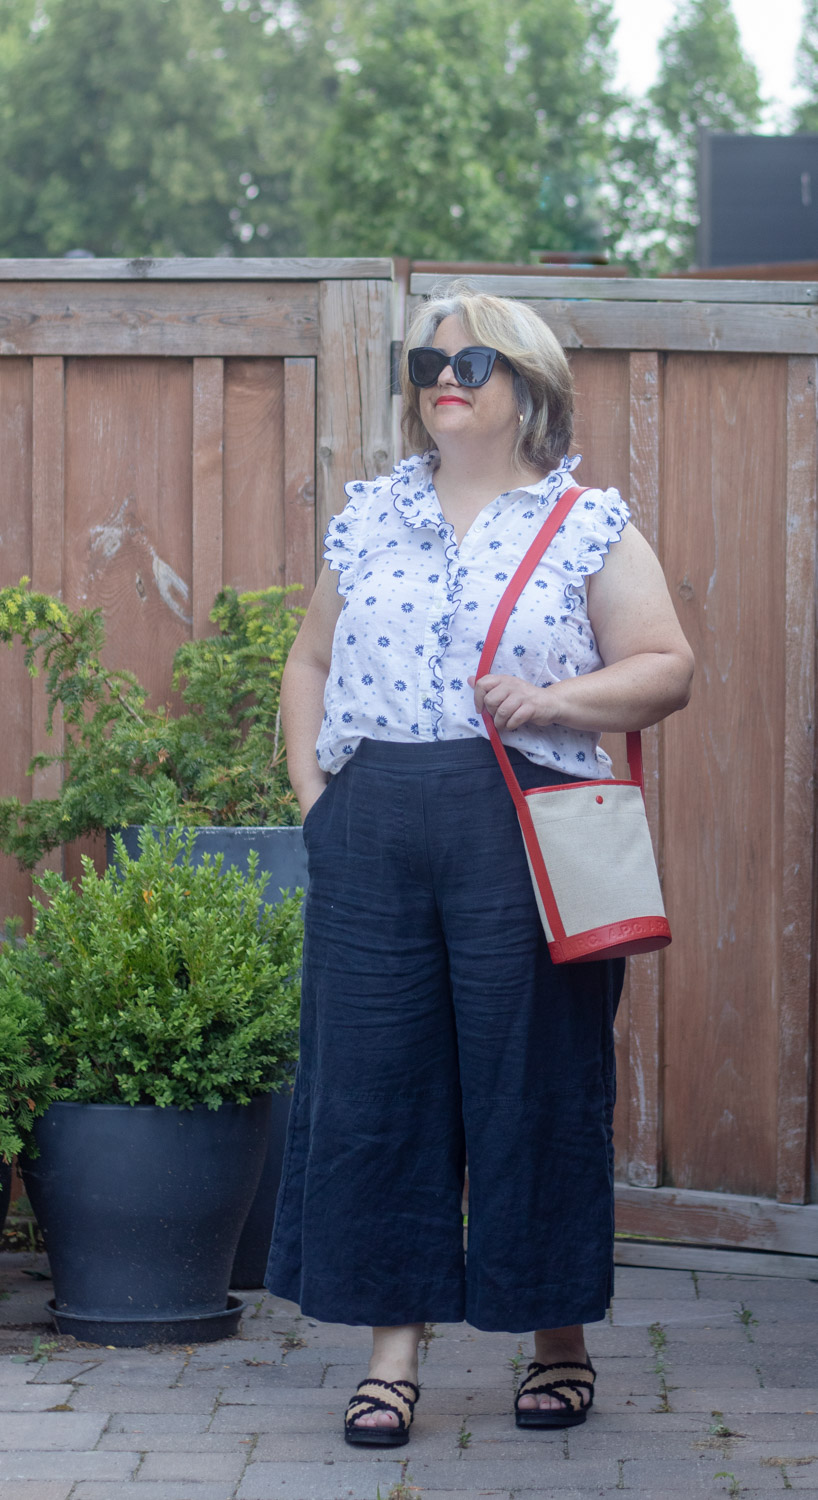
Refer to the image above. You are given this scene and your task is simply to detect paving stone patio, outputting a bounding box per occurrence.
[1,1251,817,1499]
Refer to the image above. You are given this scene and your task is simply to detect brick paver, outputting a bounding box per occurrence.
[1,1251,818,1498]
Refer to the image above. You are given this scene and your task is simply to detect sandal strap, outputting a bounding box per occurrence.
[515,1360,596,1413]
[345,1378,419,1432]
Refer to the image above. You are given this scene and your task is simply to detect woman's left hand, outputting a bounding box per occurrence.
[467,673,552,731]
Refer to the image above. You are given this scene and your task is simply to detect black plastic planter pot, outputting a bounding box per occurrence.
[22,1095,271,1346]
[106,825,308,902]
[230,1089,292,1289]
[106,825,307,1289]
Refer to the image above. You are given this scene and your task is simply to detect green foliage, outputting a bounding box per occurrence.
[0,952,58,1163]
[310,0,619,260]
[0,0,252,256]
[1,822,303,1130]
[794,0,818,131]
[0,579,303,872]
[606,0,762,271]
[0,0,620,262]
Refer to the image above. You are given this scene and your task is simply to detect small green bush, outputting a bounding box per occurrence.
[0,954,59,1163]
[0,579,303,871]
[0,822,303,1153]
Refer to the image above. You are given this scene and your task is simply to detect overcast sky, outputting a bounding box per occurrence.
[609,0,806,126]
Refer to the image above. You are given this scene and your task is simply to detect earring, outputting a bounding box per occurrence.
[518,412,524,425]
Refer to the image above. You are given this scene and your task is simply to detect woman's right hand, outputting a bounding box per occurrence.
[298,778,329,824]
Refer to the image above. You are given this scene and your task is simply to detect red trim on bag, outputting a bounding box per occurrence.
[522,779,641,797]
[548,917,672,965]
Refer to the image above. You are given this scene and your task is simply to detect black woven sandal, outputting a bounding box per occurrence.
[344,1377,420,1447]
[514,1358,596,1429]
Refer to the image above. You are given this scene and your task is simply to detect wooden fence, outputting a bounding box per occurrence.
[1,260,817,1268]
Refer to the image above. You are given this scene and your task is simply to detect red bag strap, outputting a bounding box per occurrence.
[477,485,643,945]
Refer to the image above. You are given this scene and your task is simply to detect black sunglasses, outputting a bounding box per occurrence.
[408,345,514,389]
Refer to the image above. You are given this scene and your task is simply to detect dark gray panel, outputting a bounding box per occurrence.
[697,133,818,267]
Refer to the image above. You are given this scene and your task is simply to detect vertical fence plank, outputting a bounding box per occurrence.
[283,358,317,604]
[316,279,392,539]
[0,360,34,923]
[31,356,65,876]
[192,358,224,636]
[222,359,285,594]
[626,352,663,1186]
[777,355,818,1205]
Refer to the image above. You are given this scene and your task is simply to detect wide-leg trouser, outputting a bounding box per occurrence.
[265,738,625,1333]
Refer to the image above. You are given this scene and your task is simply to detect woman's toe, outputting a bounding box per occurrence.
[355,1410,398,1428]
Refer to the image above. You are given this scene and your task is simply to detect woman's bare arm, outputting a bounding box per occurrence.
[281,565,343,818]
[470,524,694,734]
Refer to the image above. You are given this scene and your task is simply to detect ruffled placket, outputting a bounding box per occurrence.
[390,453,467,741]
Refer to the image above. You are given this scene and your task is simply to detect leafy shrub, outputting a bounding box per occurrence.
[0,822,303,1139]
[0,953,59,1163]
[0,579,303,871]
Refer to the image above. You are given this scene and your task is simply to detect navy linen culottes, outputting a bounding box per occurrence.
[265,738,624,1333]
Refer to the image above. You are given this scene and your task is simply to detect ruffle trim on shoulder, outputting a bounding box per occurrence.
[389,450,440,531]
[559,486,630,614]
[323,475,387,597]
[533,453,582,508]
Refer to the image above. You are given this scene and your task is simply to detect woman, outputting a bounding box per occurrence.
[265,282,693,1443]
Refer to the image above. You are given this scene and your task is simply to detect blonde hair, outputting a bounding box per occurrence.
[400,279,574,471]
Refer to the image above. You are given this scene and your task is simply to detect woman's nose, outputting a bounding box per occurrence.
[436,360,459,386]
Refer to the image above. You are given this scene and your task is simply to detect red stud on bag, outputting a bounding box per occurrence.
[479,486,671,966]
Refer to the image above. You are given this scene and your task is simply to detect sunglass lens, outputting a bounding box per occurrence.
[410,349,446,386]
[454,349,493,386]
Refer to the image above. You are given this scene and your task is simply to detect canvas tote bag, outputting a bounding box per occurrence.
[478,484,671,965]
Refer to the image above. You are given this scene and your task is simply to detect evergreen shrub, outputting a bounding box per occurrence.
[0,579,303,871]
[0,818,303,1156]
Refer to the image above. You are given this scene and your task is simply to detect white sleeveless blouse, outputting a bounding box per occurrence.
[316,452,630,781]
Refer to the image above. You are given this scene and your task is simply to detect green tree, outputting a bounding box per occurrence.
[606,0,762,271]
[307,0,619,261]
[0,0,334,257]
[794,0,818,131]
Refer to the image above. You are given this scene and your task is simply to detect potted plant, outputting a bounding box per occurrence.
[0,578,309,1285]
[2,815,303,1346]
